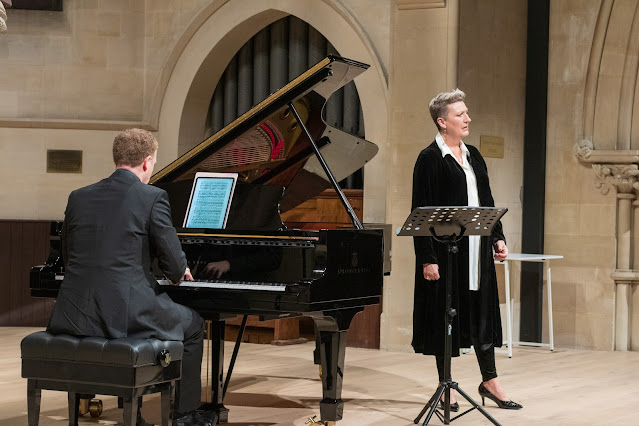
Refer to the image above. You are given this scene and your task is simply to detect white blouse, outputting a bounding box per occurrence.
[435,133,481,291]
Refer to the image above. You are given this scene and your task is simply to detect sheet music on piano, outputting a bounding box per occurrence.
[183,172,238,229]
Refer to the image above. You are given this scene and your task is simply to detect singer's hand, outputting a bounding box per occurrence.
[423,263,440,281]
[493,240,508,261]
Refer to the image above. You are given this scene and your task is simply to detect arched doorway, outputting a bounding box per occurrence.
[155,0,388,223]
[155,0,389,347]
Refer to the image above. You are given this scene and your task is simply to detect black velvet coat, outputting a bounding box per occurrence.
[412,140,505,356]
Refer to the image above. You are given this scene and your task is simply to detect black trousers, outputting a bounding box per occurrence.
[435,289,497,383]
[435,343,497,383]
[176,306,205,413]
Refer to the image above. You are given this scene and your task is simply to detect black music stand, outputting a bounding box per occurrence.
[398,206,507,426]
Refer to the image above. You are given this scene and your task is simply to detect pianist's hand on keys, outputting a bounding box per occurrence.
[182,267,194,281]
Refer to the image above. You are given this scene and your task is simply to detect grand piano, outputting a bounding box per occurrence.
[31,56,387,425]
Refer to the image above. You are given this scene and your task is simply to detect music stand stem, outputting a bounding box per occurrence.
[413,228,500,425]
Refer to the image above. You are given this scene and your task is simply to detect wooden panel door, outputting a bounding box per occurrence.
[0,220,54,327]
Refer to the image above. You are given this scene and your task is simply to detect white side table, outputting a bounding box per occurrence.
[495,253,563,357]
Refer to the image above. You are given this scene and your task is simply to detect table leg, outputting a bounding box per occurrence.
[546,262,554,351]
[504,260,513,358]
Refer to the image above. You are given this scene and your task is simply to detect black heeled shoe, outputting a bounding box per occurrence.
[438,400,459,412]
[478,383,523,410]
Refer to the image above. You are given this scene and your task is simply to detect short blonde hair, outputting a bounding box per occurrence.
[112,128,158,167]
[428,89,466,130]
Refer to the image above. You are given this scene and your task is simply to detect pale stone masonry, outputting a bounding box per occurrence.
[0,0,634,352]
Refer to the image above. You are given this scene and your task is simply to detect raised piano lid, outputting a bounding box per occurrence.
[150,56,378,229]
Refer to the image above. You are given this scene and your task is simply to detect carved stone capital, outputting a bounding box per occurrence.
[575,139,594,162]
[592,164,639,195]
[574,141,639,164]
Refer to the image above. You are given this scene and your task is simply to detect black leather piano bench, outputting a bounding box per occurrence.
[21,331,183,426]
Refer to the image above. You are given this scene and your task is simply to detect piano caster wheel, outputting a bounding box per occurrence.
[79,398,103,417]
[89,399,103,418]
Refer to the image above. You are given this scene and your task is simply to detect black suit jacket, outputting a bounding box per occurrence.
[48,169,188,340]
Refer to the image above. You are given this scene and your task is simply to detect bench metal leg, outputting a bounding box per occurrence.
[68,392,79,426]
[27,379,41,426]
[122,392,140,426]
[161,382,174,426]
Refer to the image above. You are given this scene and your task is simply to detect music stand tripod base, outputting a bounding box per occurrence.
[398,206,507,426]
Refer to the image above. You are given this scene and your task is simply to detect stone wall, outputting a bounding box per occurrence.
[0,0,626,351]
[0,127,115,220]
[381,0,527,351]
[0,0,214,220]
[384,1,459,352]
[546,0,614,350]
[458,0,527,343]
[0,0,213,123]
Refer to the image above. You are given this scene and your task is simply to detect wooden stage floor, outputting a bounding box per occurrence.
[2,327,638,425]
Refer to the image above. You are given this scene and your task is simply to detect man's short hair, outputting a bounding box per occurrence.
[112,128,158,167]
[428,89,466,130]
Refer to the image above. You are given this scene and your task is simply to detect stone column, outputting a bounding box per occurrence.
[616,191,634,351]
[594,164,638,350]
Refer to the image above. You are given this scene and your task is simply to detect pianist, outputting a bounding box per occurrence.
[47,128,215,426]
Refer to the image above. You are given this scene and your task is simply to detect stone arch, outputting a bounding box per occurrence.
[155,0,389,223]
[575,0,639,351]
[580,0,639,151]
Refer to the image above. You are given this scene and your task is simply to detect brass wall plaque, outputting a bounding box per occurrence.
[480,135,505,159]
[47,150,83,173]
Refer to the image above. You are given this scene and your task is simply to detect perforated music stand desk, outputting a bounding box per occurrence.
[398,206,507,426]
[398,206,507,238]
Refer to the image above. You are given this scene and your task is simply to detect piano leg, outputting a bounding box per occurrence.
[200,320,229,423]
[311,308,362,423]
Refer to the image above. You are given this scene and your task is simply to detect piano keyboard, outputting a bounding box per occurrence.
[158,279,287,292]
[55,274,288,292]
